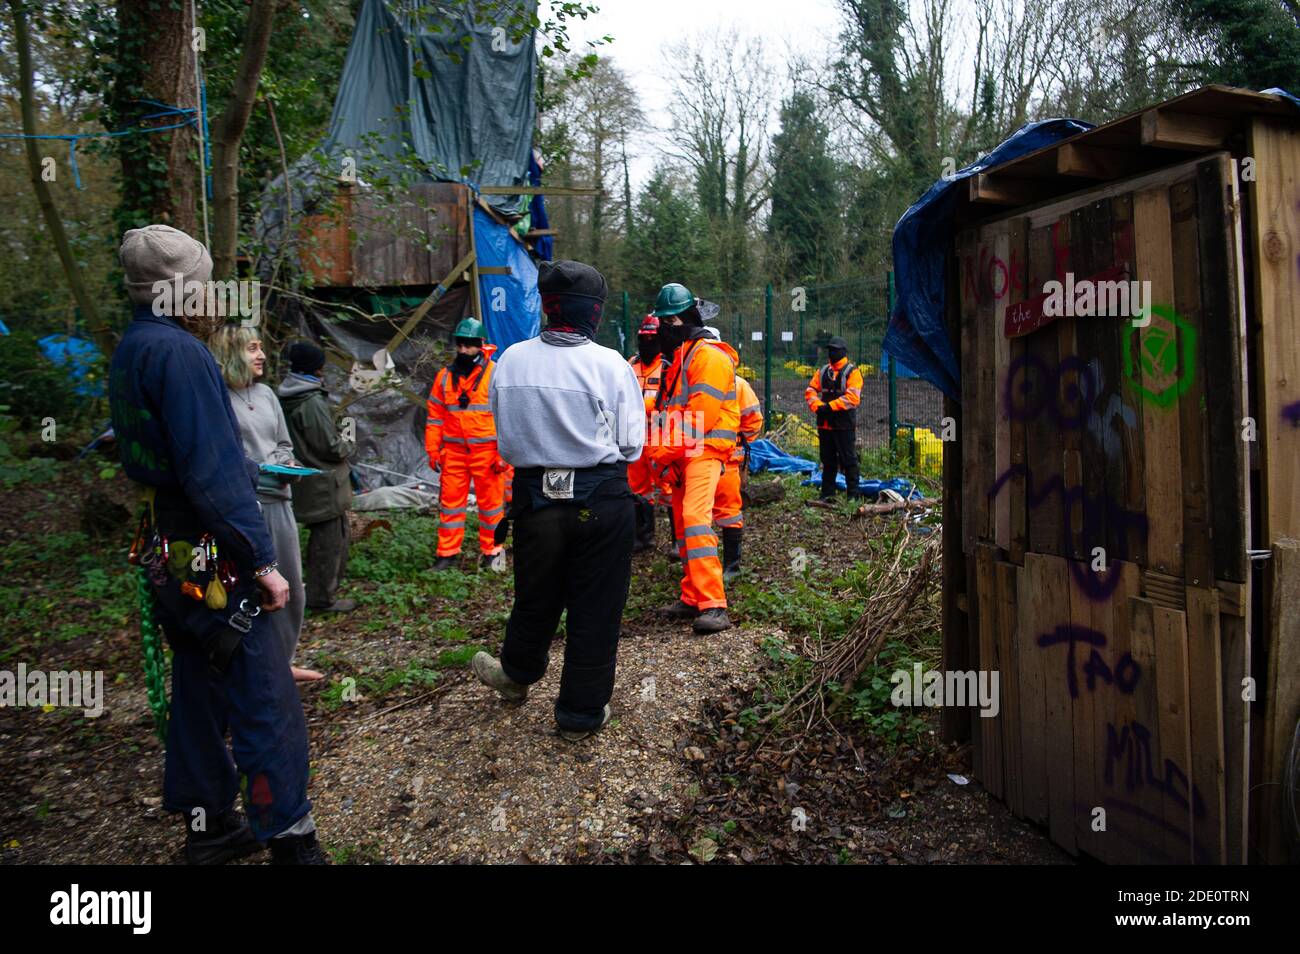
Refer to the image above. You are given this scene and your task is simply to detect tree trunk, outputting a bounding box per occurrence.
[210,0,277,280]
[112,0,198,237]
[7,0,106,352]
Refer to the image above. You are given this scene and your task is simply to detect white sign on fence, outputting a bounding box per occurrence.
[781,331,794,342]
[751,331,763,341]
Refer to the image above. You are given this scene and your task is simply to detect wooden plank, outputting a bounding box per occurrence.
[1018,554,1055,825]
[941,254,971,745]
[1170,177,1214,589]
[1124,597,1174,862]
[1140,109,1233,151]
[1220,599,1250,865]
[1195,156,1248,583]
[970,173,1055,205]
[1056,142,1143,180]
[1132,186,1183,575]
[977,225,1001,546]
[1095,561,1141,863]
[1069,557,1099,856]
[967,553,984,780]
[996,560,1024,814]
[1074,198,1114,565]
[1007,218,1029,565]
[1107,195,1142,566]
[1185,585,1226,864]
[1023,220,1064,557]
[1030,553,1077,853]
[1247,118,1300,547]
[1153,604,1194,863]
[993,227,1013,550]
[975,544,1003,799]
[957,228,980,555]
[1258,538,1300,863]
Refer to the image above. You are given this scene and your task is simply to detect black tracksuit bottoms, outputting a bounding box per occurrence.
[819,428,860,497]
[500,490,634,731]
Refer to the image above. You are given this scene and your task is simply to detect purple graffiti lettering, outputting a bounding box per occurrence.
[1037,624,1105,698]
[987,465,1149,601]
[1003,353,1097,430]
[1104,720,1207,820]
[1282,399,1300,428]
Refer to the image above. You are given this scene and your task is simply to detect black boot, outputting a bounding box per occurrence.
[433,555,459,571]
[722,527,743,582]
[184,806,265,865]
[270,830,329,865]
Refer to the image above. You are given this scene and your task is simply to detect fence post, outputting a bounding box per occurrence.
[887,270,897,453]
[764,284,773,433]
[622,291,630,354]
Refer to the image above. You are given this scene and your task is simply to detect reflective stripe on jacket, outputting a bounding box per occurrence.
[652,336,739,464]
[426,357,496,463]
[730,376,763,462]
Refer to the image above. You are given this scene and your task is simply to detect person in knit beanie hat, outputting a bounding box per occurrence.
[119,225,218,336]
[107,224,327,863]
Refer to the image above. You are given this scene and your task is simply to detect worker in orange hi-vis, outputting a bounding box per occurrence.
[647,284,739,634]
[701,327,762,582]
[805,335,865,501]
[425,318,508,571]
[627,314,664,552]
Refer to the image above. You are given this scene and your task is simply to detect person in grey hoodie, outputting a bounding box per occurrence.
[472,260,645,741]
[278,342,357,614]
[208,325,321,682]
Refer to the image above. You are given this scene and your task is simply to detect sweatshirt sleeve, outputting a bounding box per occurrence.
[270,391,297,466]
[616,358,645,462]
[154,341,275,569]
[301,392,354,463]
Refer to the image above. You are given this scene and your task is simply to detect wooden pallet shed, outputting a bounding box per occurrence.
[939,86,1300,865]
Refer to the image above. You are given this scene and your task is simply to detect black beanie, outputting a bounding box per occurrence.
[287,341,326,375]
[539,260,608,338]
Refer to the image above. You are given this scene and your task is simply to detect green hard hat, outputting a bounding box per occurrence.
[651,283,695,318]
[453,317,486,341]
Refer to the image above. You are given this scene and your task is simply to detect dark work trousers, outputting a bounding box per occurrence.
[304,514,349,608]
[159,604,312,841]
[500,493,635,732]
[819,428,860,498]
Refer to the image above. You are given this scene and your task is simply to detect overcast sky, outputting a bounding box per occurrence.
[542,0,846,185]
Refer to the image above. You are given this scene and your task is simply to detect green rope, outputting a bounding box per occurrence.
[138,566,168,743]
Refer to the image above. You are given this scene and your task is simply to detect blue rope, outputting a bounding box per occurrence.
[0,101,198,189]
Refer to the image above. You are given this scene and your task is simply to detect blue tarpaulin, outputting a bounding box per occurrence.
[884,119,1093,400]
[527,151,553,261]
[37,334,104,397]
[880,349,922,379]
[474,206,540,354]
[801,473,926,499]
[747,438,815,474]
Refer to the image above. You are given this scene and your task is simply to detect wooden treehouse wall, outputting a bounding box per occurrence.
[953,153,1253,865]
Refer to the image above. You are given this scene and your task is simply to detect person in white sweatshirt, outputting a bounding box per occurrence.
[472,260,645,741]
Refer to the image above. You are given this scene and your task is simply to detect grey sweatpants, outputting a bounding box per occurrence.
[260,496,306,662]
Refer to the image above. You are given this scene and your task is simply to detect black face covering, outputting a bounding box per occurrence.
[659,322,686,359]
[828,346,848,364]
[637,338,660,364]
[453,352,478,375]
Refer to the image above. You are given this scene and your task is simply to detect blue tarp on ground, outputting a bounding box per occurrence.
[884,119,1093,401]
[747,438,816,474]
[801,473,926,499]
[473,206,540,354]
[37,334,104,397]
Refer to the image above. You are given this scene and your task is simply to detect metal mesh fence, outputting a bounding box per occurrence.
[598,275,945,456]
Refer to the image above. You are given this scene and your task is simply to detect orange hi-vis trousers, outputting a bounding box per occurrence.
[712,458,744,530]
[437,441,506,557]
[669,454,728,610]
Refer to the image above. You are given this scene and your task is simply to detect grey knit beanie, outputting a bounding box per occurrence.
[119,225,213,306]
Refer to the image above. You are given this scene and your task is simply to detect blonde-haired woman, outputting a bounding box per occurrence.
[208,325,322,682]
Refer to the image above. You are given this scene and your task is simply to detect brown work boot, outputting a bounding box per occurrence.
[693,608,733,634]
[471,651,528,704]
[659,599,699,621]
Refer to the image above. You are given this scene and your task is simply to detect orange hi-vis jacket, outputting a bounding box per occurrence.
[731,376,762,462]
[804,356,864,430]
[630,353,663,412]
[650,336,740,466]
[425,350,497,462]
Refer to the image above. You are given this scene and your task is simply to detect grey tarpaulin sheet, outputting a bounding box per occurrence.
[315,0,535,209]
